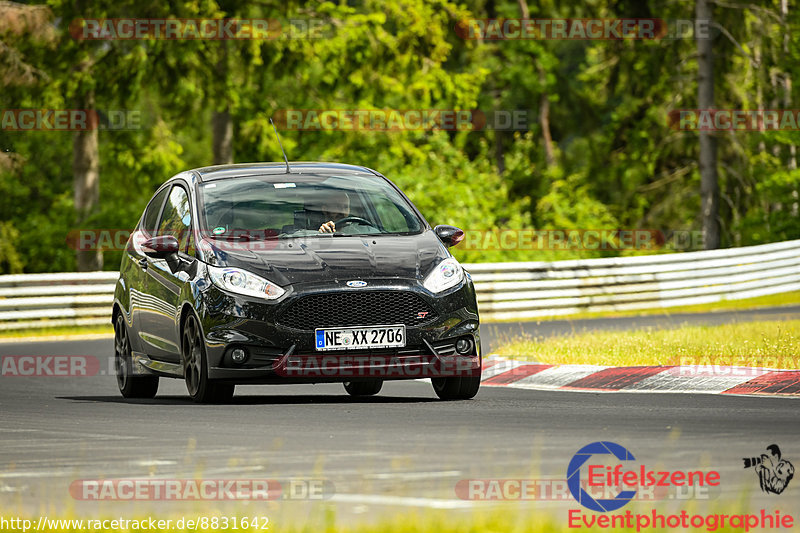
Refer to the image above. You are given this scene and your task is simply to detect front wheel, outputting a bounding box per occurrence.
[182,314,235,403]
[343,380,383,397]
[114,314,159,399]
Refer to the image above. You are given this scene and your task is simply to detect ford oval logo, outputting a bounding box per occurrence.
[346,280,367,288]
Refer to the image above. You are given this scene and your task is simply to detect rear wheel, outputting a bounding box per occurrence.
[182,314,235,403]
[343,380,383,397]
[114,314,159,399]
[432,376,481,400]
[432,355,482,400]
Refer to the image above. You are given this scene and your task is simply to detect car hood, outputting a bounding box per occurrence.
[200,230,449,286]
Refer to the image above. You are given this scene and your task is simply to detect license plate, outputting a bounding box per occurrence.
[314,325,406,351]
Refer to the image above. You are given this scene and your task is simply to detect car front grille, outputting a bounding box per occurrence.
[277,290,437,330]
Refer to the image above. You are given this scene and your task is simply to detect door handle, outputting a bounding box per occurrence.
[138,258,148,270]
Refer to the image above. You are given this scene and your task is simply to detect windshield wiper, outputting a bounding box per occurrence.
[332,232,384,237]
[208,232,264,241]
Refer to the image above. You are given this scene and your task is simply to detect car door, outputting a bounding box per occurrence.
[126,185,169,354]
[141,183,194,363]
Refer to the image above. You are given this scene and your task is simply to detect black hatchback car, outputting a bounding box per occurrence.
[113,162,481,403]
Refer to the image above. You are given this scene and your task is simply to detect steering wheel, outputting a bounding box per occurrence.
[334,216,377,229]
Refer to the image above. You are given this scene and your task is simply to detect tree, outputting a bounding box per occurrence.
[0,1,52,170]
[696,0,720,249]
[2,0,800,273]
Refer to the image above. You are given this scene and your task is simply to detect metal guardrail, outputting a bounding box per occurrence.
[468,239,800,321]
[0,239,798,330]
[0,272,118,331]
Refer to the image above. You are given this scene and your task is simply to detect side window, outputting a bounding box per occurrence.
[142,187,170,235]
[157,186,192,253]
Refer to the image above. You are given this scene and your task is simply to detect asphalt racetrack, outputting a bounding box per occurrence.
[1,307,799,526]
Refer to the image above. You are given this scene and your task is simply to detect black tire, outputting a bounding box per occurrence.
[432,376,481,400]
[343,380,383,397]
[432,355,482,400]
[182,314,235,403]
[114,313,159,399]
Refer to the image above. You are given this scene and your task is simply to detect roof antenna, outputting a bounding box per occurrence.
[270,118,292,174]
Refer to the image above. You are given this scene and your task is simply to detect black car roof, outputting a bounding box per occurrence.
[192,162,380,182]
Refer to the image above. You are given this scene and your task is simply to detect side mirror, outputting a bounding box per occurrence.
[434,225,465,248]
[142,235,180,259]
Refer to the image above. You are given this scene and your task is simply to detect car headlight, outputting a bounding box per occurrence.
[207,266,285,300]
[423,257,464,293]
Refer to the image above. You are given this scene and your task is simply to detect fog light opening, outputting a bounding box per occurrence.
[455,338,473,355]
[231,348,248,364]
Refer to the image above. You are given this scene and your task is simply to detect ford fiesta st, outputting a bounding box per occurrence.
[112,162,481,403]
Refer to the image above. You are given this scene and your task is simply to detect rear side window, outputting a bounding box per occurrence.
[142,187,169,235]
[157,185,193,253]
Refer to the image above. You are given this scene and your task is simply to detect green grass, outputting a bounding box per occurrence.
[0,501,775,533]
[494,319,800,368]
[0,508,566,533]
[0,324,112,340]
[484,290,800,323]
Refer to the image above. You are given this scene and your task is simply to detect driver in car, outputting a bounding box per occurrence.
[318,189,351,233]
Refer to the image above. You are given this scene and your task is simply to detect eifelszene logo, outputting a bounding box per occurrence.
[567,441,637,512]
[567,441,720,512]
[743,444,795,495]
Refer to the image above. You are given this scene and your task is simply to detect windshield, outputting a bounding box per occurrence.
[199,174,424,239]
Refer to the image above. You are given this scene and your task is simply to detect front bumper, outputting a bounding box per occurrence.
[198,277,480,383]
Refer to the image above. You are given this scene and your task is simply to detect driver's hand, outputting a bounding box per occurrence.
[319,221,336,233]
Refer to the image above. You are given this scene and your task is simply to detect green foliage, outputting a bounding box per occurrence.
[0,221,23,273]
[1,0,799,273]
